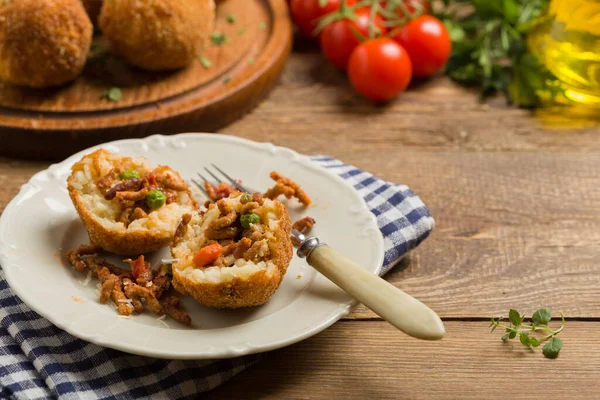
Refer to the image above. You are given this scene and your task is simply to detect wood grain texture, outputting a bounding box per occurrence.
[1,49,600,318]
[0,0,292,159]
[0,0,262,112]
[1,40,600,398]
[225,52,600,155]
[220,47,600,318]
[206,321,600,400]
[347,151,600,319]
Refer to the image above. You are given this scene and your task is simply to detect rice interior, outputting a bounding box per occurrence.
[172,196,282,283]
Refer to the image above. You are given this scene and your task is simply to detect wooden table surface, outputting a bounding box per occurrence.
[2,43,600,399]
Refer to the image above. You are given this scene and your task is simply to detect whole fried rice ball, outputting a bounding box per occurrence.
[99,0,215,71]
[0,0,93,88]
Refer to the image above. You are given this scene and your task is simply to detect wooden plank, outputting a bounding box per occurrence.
[205,320,600,400]
[0,0,248,112]
[226,51,600,154]
[1,152,599,317]
[347,151,600,319]
[0,0,293,160]
[1,48,599,316]
[0,159,46,214]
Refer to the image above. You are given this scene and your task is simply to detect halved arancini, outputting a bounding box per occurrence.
[170,192,293,308]
[67,149,197,255]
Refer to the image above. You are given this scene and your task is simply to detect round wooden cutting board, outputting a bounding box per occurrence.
[0,0,292,160]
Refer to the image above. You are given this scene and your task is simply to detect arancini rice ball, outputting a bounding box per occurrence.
[98,0,215,71]
[67,149,198,256]
[170,192,294,309]
[0,0,93,88]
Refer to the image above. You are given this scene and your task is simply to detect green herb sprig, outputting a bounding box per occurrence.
[490,308,565,359]
[438,0,563,108]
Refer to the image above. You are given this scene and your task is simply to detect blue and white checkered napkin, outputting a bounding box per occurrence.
[0,156,434,399]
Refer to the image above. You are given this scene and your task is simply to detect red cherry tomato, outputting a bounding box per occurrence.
[347,38,412,102]
[392,15,451,77]
[320,7,388,70]
[290,0,356,39]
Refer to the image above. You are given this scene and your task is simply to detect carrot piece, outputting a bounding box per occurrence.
[193,243,223,267]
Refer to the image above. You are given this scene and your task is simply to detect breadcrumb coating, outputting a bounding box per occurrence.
[99,0,215,71]
[0,0,92,88]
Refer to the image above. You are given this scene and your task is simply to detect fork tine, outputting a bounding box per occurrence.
[197,172,210,183]
[195,172,211,197]
[210,163,247,192]
[204,167,222,185]
[190,178,209,198]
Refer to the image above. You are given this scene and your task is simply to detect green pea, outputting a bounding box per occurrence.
[146,190,166,209]
[240,213,260,228]
[240,193,252,204]
[120,169,140,180]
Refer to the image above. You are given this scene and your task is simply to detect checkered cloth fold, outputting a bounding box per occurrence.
[0,156,434,399]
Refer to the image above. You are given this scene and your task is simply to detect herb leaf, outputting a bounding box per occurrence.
[519,332,531,347]
[509,309,522,327]
[532,308,552,325]
[199,57,212,69]
[529,336,541,347]
[100,87,122,102]
[210,32,228,46]
[542,337,563,359]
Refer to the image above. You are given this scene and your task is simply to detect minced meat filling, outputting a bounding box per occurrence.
[96,165,188,227]
[66,245,191,326]
[203,171,312,206]
[263,171,311,206]
[198,195,272,267]
[292,216,316,234]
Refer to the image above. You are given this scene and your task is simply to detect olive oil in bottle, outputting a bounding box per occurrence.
[528,0,600,108]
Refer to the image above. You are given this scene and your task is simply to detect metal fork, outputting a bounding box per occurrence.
[192,165,445,341]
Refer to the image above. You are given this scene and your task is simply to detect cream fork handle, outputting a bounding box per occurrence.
[307,245,445,340]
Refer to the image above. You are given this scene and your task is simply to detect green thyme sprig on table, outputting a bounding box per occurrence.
[490,308,565,359]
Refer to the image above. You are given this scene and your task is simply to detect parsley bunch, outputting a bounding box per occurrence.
[490,308,565,359]
[437,0,563,108]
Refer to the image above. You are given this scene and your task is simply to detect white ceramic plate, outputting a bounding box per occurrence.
[0,134,383,359]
